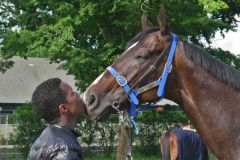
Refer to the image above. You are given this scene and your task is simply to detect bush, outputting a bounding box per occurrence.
[97,122,117,155]
[9,103,44,158]
[136,104,188,124]
[131,105,188,156]
[76,115,98,154]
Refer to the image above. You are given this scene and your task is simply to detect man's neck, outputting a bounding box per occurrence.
[59,116,77,127]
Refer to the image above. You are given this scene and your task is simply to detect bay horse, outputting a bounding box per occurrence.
[160,127,208,160]
[84,7,240,160]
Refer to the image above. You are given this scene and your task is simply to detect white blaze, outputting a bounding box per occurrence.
[83,72,105,102]
[126,41,139,52]
[92,72,105,85]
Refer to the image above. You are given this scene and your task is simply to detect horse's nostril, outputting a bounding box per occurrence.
[87,93,99,111]
[89,94,96,106]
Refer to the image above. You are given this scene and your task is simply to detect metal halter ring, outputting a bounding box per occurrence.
[112,101,121,113]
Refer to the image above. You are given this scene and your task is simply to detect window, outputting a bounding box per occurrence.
[0,114,7,124]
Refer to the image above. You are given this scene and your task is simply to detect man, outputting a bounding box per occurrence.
[28,78,86,160]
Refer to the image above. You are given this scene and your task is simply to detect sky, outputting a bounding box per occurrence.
[211,22,240,56]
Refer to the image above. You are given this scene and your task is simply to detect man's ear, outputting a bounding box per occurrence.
[59,104,68,114]
[141,12,154,30]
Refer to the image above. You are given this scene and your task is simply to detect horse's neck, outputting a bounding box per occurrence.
[166,42,240,159]
[169,42,240,115]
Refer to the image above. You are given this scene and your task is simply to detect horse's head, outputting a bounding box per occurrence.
[84,7,175,120]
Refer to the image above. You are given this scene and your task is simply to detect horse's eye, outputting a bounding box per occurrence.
[135,52,149,59]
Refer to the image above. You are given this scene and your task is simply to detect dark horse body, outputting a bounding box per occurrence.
[84,7,240,159]
[160,128,208,160]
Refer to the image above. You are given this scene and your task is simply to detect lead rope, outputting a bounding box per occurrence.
[117,111,133,160]
[126,116,133,160]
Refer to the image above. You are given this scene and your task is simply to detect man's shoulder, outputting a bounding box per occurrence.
[30,127,66,150]
[39,125,77,145]
[28,125,83,160]
[30,125,78,149]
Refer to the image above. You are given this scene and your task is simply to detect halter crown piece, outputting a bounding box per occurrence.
[107,34,178,134]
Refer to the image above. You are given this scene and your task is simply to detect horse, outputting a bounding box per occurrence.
[160,127,208,160]
[83,6,240,160]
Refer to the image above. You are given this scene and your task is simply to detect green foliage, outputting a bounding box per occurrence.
[207,47,240,69]
[136,105,188,124]
[76,115,98,154]
[198,0,228,12]
[77,114,117,155]
[9,103,44,158]
[96,122,117,155]
[1,1,240,89]
[135,123,161,156]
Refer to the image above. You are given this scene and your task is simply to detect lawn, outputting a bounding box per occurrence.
[85,151,216,160]
[85,154,160,160]
[1,149,216,160]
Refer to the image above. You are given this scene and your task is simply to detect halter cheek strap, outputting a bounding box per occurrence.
[157,34,178,97]
[106,66,139,105]
[107,34,178,134]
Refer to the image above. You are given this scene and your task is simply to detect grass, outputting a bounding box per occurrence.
[85,153,160,160]
[85,150,216,160]
[0,148,216,160]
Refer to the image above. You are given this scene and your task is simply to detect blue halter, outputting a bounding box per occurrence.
[107,34,178,134]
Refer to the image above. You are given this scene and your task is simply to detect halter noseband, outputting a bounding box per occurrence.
[107,34,178,134]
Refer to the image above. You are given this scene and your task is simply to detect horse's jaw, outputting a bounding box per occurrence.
[94,105,114,121]
[85,98,130,121]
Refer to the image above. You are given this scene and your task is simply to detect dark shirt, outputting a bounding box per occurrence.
[172,128,207,160]
[28,123,83,160]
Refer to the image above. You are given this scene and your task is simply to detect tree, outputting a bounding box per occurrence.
[207,47,240,69]
[0,0,240,90]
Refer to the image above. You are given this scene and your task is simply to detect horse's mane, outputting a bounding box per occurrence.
[183,41,240,91]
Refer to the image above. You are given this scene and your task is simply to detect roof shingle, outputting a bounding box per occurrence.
[0,57,77,103]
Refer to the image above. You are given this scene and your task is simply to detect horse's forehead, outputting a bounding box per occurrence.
[126,32,159,52]
[92,72,105,85]
[126,41,139,52]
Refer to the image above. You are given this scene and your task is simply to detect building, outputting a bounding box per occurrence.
[0,56,77,145]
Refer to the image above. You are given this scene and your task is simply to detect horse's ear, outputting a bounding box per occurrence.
[157,6,169,35]
[141,12,154,30]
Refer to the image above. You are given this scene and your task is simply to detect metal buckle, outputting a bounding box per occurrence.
[116,75,128,86]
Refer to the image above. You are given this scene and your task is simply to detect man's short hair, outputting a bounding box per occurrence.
[31,78,66,123]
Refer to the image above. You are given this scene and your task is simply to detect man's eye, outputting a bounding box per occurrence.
[73,91,79,96]
[72,91,76,95]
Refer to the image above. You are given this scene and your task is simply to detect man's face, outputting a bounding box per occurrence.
[60,81,86,116]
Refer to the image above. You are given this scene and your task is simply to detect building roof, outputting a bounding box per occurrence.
[0,57,77,103]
